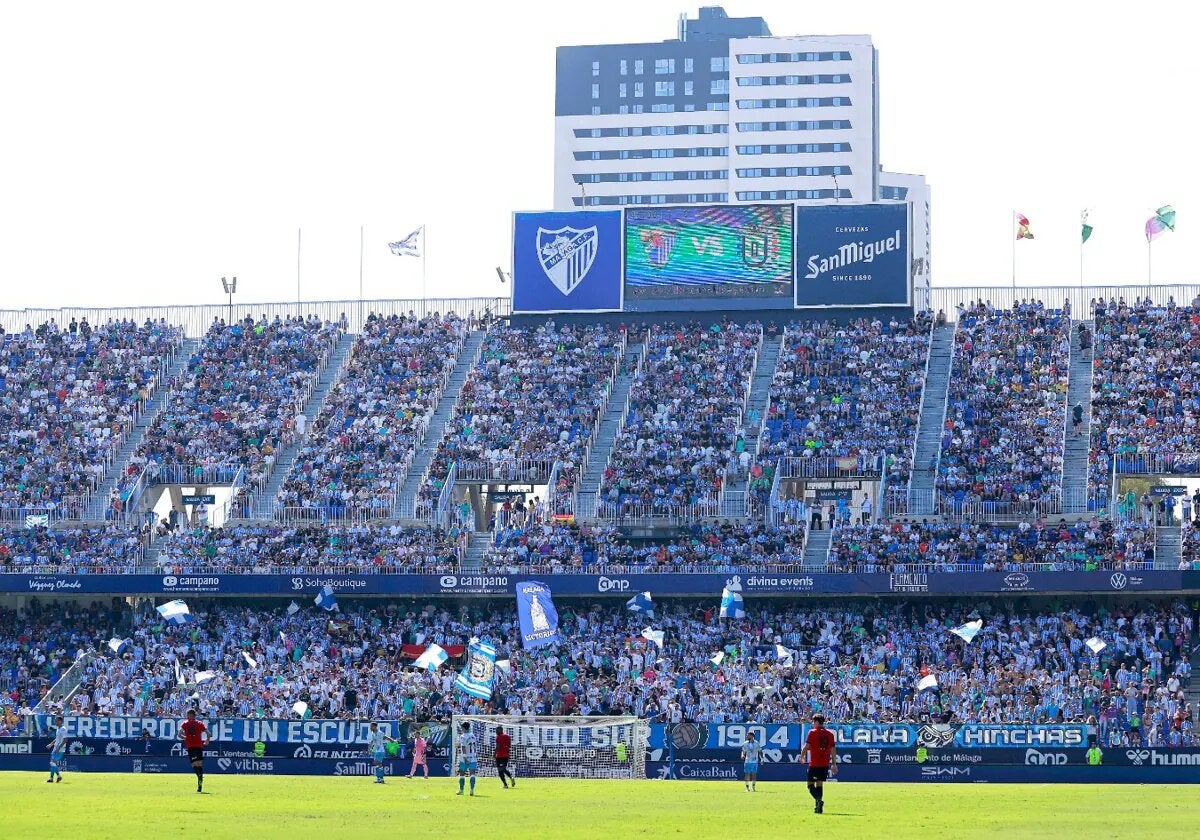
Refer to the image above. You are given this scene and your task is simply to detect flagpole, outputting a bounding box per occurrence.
[296,227,302,304]
[421,225,427,313]
[358,225,364,302]
[1011,211,1016,290]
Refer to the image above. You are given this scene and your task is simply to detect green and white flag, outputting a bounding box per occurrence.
[1081,209,1093,244]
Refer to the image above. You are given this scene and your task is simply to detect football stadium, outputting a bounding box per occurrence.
[2,4,1198,839]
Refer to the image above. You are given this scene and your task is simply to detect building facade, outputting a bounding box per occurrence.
[554,6,931,290]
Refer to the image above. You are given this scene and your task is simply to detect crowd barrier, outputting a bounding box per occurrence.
[1,569,1196,596]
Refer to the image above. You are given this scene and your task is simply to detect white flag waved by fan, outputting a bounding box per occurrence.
[917,674,938,692]
[414,643,449,672]
[1086,637,1107,654]
[775,643,794,664]
[195,670,216,684]
[710,651,725,666]
[292,701,309,717]
[242,652,258,669]
[950,619,983,643]
[641,627,664,649]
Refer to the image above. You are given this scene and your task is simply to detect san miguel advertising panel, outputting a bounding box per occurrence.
[511,210,623,313]
[794,202,910,308]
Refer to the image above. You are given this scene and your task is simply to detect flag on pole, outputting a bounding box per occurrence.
[413,643,449,672]
[710,651,725,667]
[292,701,309,717]
[950,619,983,643]
[242,652,258,669]
[174,658,183,684]
[1145,205,1177,242]
[195,670,216,684]
[286,601,300,616]
[314,585,338,612]
[626,591,654,616]
[516,581,561,649]
[388,227,423,257]
[719,577,745,619]
[1081,209,1093,244]
[455,639,498,700]
[1085,637,1107,654]
[106,638,130,656]
[775,643,794,664]
[641,627,665,649]
[917,674,938,692]
[156,599,191,625]
[1015,212,1035,240]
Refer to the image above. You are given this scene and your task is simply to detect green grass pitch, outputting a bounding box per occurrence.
[3,773,1192,839]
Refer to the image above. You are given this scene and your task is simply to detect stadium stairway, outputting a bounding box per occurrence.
[802,528,832,568]
[725,333,783,500]
[82,337,201,523]
[906,322,956,516]
[392,329,487,519]
[251,331,357,518]
[1154,525,1182,569]
[1187,628,1200,713]
[460,531,490,572]
[578,342,645,499]
[1061,321,1094,514]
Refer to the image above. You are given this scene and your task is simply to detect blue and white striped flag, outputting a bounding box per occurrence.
[156,599,191,625]
[719,579,745,620]
[388,227,422,257]
[950,619,983,644]
[626,591,654,616]
[314,585,338,612]
[286,601,300,616]
[455,639,497,700]
[917,674,938,692]
[106,638,131,656]
[414,643,449,672]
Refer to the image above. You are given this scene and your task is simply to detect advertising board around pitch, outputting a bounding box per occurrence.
[794,202,911,308]
[511,210,623,313]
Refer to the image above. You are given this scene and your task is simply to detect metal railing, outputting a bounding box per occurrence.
[884,488,1068,522]
[930,284,1200,322]
[1114,453,1200,475]
[824,559,1171,574]
[455,459,556,484]
[32,652,97,714]
[272,505,397,526]
[434,462,458,527]
[777,455,883,480]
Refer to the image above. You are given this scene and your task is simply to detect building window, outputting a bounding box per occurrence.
[634,59,644,75]
[684,57,693,73]
[711,79,729,95]
[656,81,674,96]
[633,82,644,98]
[711,56,729,72]
[655,58,675,74]
[684,80,694,96]
[706,101,729,110]
[651,103,674,112]
[592,61,600,77]
[632,104,643,113]
[591,84,599,99]
[620,59,628,76]
[619,83,627,98]
[591,106,600,115]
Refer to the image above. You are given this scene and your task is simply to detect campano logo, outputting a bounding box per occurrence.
[1110,573,1128,590]
[440,575,458,588]
[162,576,178,587]
[293,744,313,759]
[597,576,630,592]
[525,747,545,760]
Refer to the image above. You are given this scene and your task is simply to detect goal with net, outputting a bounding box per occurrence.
[451,715,649,780]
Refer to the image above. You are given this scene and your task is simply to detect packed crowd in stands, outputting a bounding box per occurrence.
[1089,297,1200,505]
[487,519,808,573]
[154,524,466,574]
[0,318,181,516]
[938,301,1070,512]
[420,322,623,517]
[0,526,147,574]
[120,315,343,508]
[275,313,467,518]
[600,322,760,516]
[15,599,1194,747]
[827,519,1158,573]
[757,314,931,486]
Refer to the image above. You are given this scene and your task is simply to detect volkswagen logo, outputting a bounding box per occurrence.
[162,576,178,587]
[439,575,458,588]
[1109,573,1128,590]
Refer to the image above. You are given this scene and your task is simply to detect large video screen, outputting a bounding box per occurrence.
[624,204,794,308]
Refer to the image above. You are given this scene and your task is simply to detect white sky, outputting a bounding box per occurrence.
[1,1,1197,310]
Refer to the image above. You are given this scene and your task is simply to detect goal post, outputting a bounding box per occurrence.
[451,715,649,780]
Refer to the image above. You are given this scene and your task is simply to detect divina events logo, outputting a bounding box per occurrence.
[803,230,902,279]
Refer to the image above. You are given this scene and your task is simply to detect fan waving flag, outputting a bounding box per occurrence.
[292,701,309,718]
[414,643,449,672]
[388,227,423,257]
[626,591,654,617]
[710,651,725,667]
[950,619,983,643]
[719,577,745,619]
[775,643,794,664]
[917,674,938,692]
[516,581,561,649]
[156,599,191,625]
[1015,211,1035,240]
[195,670,216,684]
[455,639,497,700]
[241,652,258,669]
[641,627,665,649]
[107,638,131,656]
[314,585,338,612]
[1086,637,1107,654]
[1145,205,1177,242]
[286,601,300,616]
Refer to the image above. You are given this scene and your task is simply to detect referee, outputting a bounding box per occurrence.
[495,726,515,788]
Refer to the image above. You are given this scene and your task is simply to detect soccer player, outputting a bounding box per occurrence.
[741,730,760,792]
[407,729,429,779]
[366,722,398,784]
[179,708,210,793]
[456,722,477,796]
[495,725,515,789]
[799,713,837,814]
[46,715,67,783]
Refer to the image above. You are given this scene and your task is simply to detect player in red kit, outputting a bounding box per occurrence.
[799,713,837,814]
[494,725,515,789]
[179,709,210,793]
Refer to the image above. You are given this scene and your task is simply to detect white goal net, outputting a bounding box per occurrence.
[451,715,649,780]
